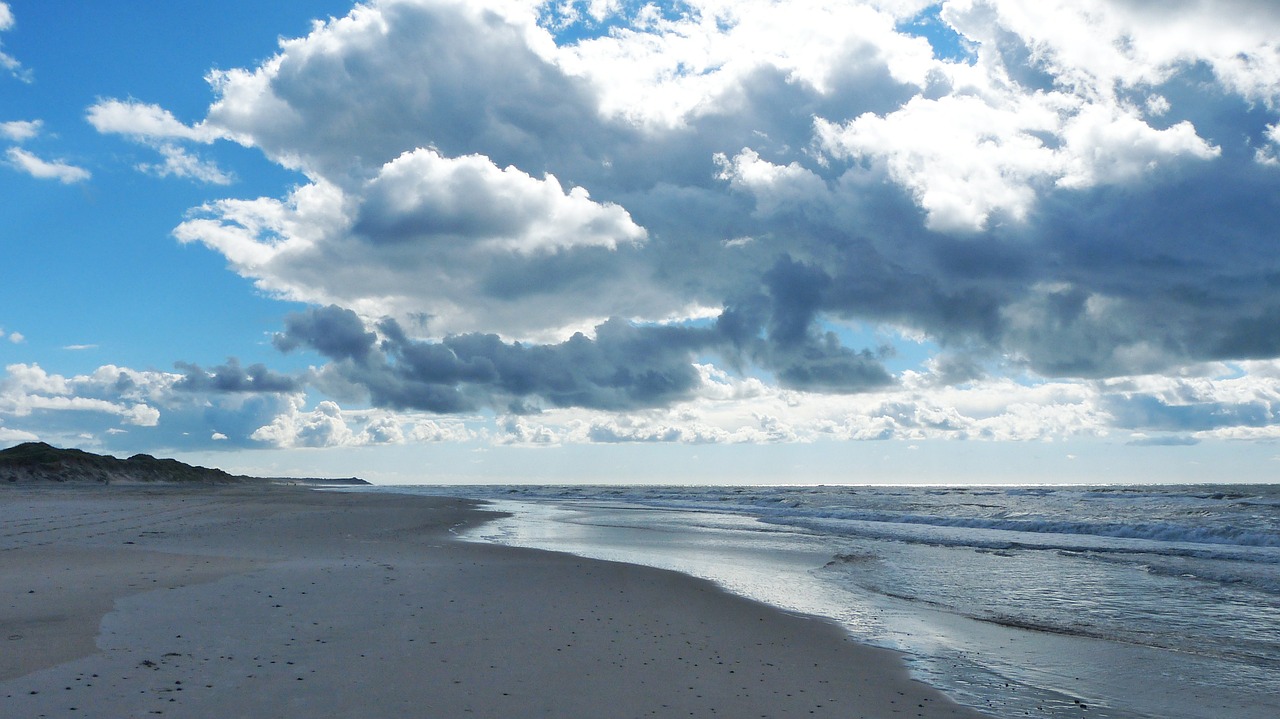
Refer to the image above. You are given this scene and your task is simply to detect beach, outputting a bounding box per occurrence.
[415,484,1280,719]
[1,485,986,718]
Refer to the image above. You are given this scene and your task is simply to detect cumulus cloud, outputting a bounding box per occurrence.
[251,399,354,448]
[173,161,661,339]
[408,418,474,443]
[816,95,1217,232]
[248,397,467,448]
[5,147,90,183]
[66,0,1280,447]
[571,411,800,445]
[0,363,159,427]
[357,148,645,254]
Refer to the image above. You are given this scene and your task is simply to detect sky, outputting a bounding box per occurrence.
[3,0,1280,485]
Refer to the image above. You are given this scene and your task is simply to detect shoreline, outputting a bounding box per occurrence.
[1,485,987,717]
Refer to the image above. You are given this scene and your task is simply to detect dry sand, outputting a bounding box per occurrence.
[1,485,989,718]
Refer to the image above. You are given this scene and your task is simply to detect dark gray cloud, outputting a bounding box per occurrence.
[700,130,1280,381]
[275,302,895,413]
[715,256,898,393]
[998,160,1280,376]
[173,358,302,394]
[275,306,715,412]
[274,307,378,361]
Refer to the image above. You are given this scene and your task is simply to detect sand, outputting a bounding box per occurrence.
[1,484,989,718]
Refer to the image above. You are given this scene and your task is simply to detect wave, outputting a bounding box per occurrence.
[761,514,1280,570]
[1073,550,1280,594]
[387,482,1280,554]
[754,508,1280,548]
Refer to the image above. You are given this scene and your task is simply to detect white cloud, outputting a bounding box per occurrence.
[361,415,404,445]
[0,119,40,142]
[466,357,1280,447]
[3,363,70,396]
[0,1,30,83]
[1258,122,1280,166]
[472,359,1106,446]
[807,0,1274,231]
[7,331,23,344]
[817,88,1217,232]
[0,363,159,426]
[1055,104,1218,188]
[362,148,645,254]
[409,418,475,443]
[137,143,235,184]
[87,99,233,184]
[211,432,229,441]
[817,93,1054,232]
[5,147,90,184]
[496,415,561,446]
[174,149,657,339]
[556,0,934,128]
[715,147,830,217]
[954,0,1280,106]
[0,425,38,442]
[126,404,161,427]
[250,398,467,448]
[1197,426,1280,441]
[0,363,306,449]
[86,99,223,143]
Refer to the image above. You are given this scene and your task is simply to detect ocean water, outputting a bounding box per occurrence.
[356,483,1280,719]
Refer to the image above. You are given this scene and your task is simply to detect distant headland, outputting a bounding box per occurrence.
[0,442,370,486]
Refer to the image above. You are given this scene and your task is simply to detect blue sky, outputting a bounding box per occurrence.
[3,0,1280,484]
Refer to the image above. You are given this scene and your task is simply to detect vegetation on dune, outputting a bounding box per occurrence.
[0,441,247,484]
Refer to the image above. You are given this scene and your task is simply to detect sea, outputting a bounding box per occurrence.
[350,483,1280,719]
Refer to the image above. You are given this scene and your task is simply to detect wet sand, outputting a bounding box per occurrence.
[1,484,988,717]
